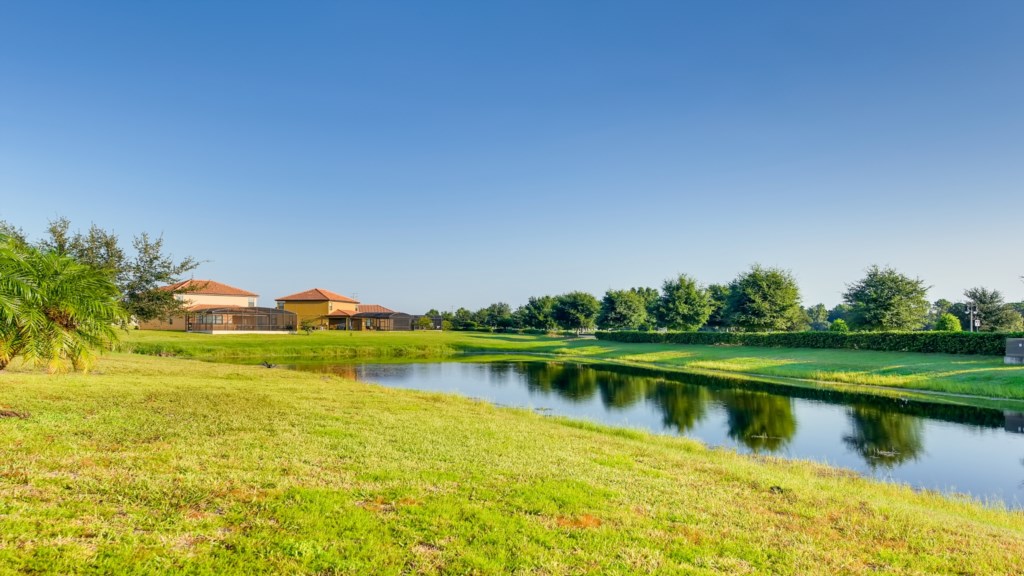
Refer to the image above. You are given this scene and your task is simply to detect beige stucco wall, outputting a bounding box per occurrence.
[138,315,187,331]
[180,293,255,308]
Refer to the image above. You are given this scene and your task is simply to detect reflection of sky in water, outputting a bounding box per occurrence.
[320,362,1024,508]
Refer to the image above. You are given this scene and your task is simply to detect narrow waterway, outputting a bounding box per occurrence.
[286,360,1024,507]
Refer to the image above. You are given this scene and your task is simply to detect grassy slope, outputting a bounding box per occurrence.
[122,331,1024,401]
[1,354,1022,574]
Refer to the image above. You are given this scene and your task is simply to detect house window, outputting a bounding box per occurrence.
[276,302,284,310]
[248,297,256,307]
[328,303,333,312]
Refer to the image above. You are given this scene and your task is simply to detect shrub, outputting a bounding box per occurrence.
[594,330,1021,356]
[829,319,850,333]
[934,313,962,332]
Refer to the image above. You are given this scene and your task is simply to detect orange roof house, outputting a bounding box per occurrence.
[275,288,360,329]
[139,279,296,333]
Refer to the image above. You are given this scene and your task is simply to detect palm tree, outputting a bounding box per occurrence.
[1,235,126,372]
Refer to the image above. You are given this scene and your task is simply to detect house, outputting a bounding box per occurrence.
[138,279,296,333]
[350,304,413,331]
[275,288,360,329]
[275,288,413,331]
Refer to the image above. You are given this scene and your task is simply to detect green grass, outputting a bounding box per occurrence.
[2,354,1022,574]
[121,331,1024,402]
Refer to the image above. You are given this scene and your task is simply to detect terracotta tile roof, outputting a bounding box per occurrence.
[275,288,359,303]
[356,304,395,314]
[327,309,356,317]
[160,279,258,297]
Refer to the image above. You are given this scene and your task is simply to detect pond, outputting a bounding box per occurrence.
[286,360,1024,507]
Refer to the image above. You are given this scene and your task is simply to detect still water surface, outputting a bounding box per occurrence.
[289,360,1024,507]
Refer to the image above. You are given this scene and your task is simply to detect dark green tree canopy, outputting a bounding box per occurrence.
[843,266,930,331]
[655,274,712,332]
[963,287,1023,332]
[806,304,830,331]
[704,283,732,331]
[597,290,649,331]
[552,291,600,332]
[514,295,558,330]
[725,265,804,332]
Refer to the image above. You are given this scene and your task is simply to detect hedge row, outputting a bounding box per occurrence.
[594,330,1024,356]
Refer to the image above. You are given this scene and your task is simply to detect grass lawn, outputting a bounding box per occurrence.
[122,331,1024,402]
[1,354,1022,574]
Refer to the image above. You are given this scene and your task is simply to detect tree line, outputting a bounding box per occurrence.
[432,264,1024,333]
[1,217,201,371]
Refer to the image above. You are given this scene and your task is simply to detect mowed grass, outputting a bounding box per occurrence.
[122,331,1024,401]
[1,354,1023,575]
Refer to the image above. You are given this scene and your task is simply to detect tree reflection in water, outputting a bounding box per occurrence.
[843,405,924,468]
[718,390,797,452]
[649,383,710,433]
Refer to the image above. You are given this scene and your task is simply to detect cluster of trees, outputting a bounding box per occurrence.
[0,218,200,371]
[438,264,1024,333]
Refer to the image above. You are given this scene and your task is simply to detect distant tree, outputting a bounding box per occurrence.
[934,313,962,332]
[0,220,27,245]
[597,290,649,331]
[37,218,126,278]
[963,287,1023,332]
[629,287,660,330]
[806,304,830,331]
[119,233,201,322]
[827,303,851,323]
[705,283,732,331]
[478,302,514,328]
[654,275,712,332]
[451,307,476,329]
[552,291,600,333]
[725,265,804,332]
[441,320,453,331]
[829,318,850,333]
[843,266,929,331]
[415,316,434,330]
[514,296,558,330]
[927,299,955,329]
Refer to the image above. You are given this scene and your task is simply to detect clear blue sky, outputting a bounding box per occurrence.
[2,1,1022,312]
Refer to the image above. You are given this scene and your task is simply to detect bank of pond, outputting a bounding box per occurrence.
[223,358,1024,508]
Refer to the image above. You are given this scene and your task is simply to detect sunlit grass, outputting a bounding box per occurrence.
[2,354,1022,574]
[120,331,1024,401]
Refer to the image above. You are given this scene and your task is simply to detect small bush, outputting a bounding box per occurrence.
[829,319,850,333]
[935,313,962,332]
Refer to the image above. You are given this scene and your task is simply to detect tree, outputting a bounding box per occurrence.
[552,291,600,333]
[725,265,804,332]
[1,235,126,371]
[843,266,929,331]
[415,316,434,330]
[451,307,476,330]
[934,313,961,332]
[597,290,649,331]
[827,303,851,323]
[478,302,514,328]
[928,299,955,329]
[705,283,732,331]
[119,232,201,322]
[514,296,558,330]
[37,217,125,277]
[629,287,660,330]
[963,287,1023,332]
[829,318,850,332]
[806,303,830,331]
[654,274,712,332]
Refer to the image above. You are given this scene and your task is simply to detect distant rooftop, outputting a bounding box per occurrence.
[160,279,258,297]
[275,288,359,303]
